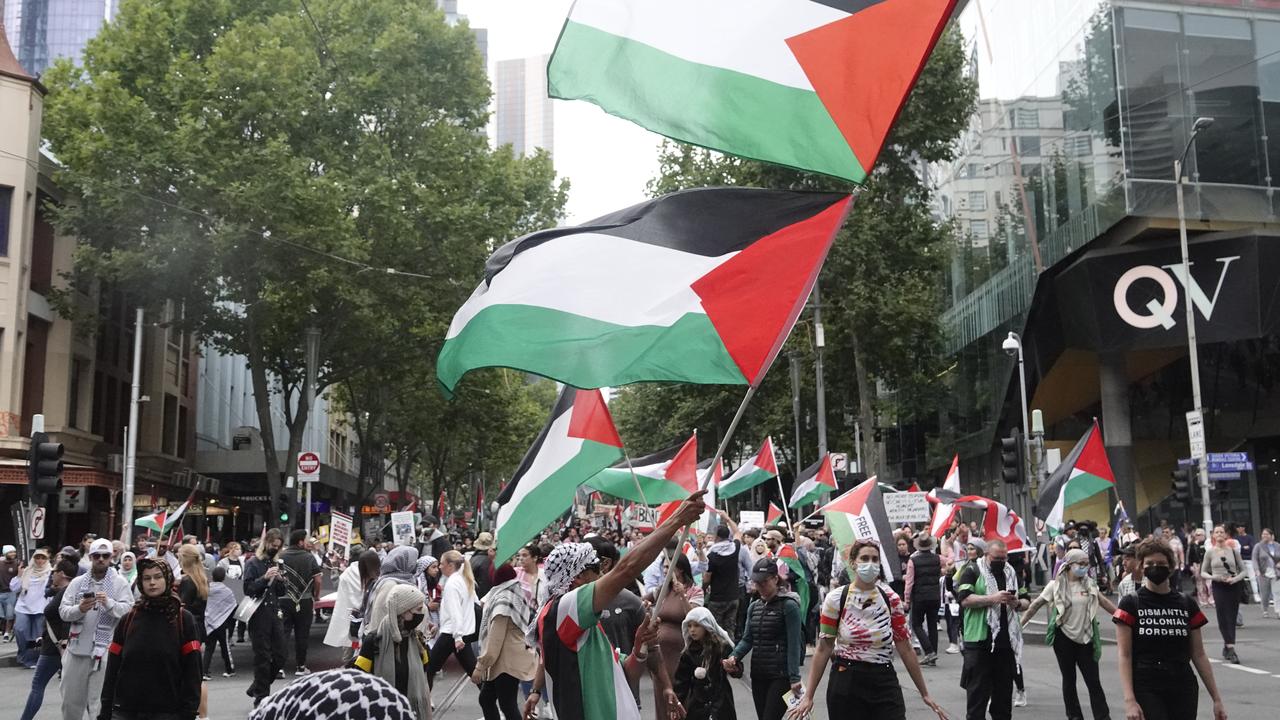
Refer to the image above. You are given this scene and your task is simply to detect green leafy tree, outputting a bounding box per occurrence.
[41,0,566,525]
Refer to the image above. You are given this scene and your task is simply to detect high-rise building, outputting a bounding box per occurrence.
[2,0,118,78]
[494,54,554,159]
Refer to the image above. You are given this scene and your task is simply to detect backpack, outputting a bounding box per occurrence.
[834,583,892,630]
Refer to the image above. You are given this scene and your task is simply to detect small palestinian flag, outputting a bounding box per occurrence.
[549,0,959,184]
[438,189,851,393]
[135,489,195,534]
[777,544,811,612]
[587,433,698,504]
[1035,420,1115,532]
[928,455,962,538]
[495,387,624,562]
[788,453,837,508]
[820,476,897,581]
[720,437,778,499]
[766,502,785,527]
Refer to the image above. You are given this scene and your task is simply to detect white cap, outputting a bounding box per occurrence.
[89,538,113,556]
[2,544,14,555]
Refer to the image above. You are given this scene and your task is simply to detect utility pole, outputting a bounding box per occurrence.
[789,353,803,472]
[303,324,321,536]
[122,308,144,546]
[813,283,828,459]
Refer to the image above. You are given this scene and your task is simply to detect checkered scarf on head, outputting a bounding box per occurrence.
[544,543,599,597]
[249,668,415,720]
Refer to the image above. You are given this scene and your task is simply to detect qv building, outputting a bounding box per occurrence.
[921,0,1280,531]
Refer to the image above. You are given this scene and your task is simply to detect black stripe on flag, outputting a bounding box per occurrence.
[865,485,899,582]
[809,0,891,14]
[483,188,850,283]
[606,443,682,470]
[498,386,576,505]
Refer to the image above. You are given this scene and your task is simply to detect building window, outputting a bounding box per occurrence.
[968,191,987,211]
[0,186,12,256]
[1011,107,1040,129]
[969,220,990,239]
[1017,136,1041,156]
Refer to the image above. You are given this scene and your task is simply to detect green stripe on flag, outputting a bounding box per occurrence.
[719,468,774,499]
[1064,472,1114,507]
[586,467,690,504]
[550,21,865,184]
[439,304,744,392]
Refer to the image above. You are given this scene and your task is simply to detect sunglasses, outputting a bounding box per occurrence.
[90,553,112,559]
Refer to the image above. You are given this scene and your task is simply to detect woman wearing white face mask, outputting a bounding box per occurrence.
[787,540,947,720]
[1021,549,1117,720]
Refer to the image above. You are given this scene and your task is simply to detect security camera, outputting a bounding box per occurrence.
[1001,332,1019,357]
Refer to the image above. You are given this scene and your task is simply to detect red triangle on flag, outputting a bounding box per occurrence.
[820,476,876,515]
[656,500,681,527]
[567,389,623,448]
[665,433,699,493]
[907,482,921,493]
[816,454,838,489]
[757,437,779,475]
[766,502,784,526]
[1075,420,1116,485]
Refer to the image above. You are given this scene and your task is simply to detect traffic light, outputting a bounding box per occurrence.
[27,431,64,496]
[277,491,291,525]
[1214,480,1231,502]
[1000,428,1025,484]
[1170,467,1194,504]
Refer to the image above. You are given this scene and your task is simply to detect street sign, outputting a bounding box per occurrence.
[297,452,321,483]
[29,506,45,539]
[59,487,86,513]
[830,453,849,473]
[9,502,30,561]
[372,492,390,512]
[1186,411,1206,460]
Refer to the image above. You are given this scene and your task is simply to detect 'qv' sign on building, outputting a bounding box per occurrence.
[1054,233,1280,353]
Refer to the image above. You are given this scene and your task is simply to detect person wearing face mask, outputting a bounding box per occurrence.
[955,539,1028,720]
[355,583,431,720]
[1020,549,1116,720]
[243,528,288,706]
[1114,537,1227,720]
[787,540,947,720]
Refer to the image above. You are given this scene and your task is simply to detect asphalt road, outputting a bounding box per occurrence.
[4,600,1280,719]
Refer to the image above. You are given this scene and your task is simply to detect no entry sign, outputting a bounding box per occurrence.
[298,451,321,483]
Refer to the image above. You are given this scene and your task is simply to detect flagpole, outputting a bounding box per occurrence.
[775,476,795,533]
[650,384,758,623]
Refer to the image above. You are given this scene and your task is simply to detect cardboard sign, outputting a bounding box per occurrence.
[739,510,766,529]
[630,505,659,530]
[329,510,353,558]
[391,511,417,546]
[882,492,931,523]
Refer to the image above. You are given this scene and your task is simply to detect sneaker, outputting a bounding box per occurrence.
[295,666,310,676]
[945,643,961,655]
[923,653,937,667]
[277,669,286,679]
[2,633,10,642]
[1224,647,1240,664]
[223,670,237,678]
[202,674,211,681]
[1013,690,1027,707]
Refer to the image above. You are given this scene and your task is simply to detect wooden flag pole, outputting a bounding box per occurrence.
[650,385,758,624]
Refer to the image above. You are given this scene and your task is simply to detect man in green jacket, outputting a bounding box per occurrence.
[955,539,1029,720]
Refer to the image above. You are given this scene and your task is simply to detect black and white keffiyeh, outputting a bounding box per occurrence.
[544,543,599,597]
[249,668,415,720]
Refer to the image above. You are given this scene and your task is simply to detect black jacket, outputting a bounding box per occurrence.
[98,607,202,720]
[674,641,737,720]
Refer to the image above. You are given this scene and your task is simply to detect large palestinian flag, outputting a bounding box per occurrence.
[549,0,958,184]
[1035,420,1116,532]
[820,476,897,581]
[438,189,852,393]
[587,434,698,504]
[788,453,837,508]
[495,387,624,561]
[720,436,779,498]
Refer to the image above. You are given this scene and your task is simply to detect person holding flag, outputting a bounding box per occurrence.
[788,538,949,720]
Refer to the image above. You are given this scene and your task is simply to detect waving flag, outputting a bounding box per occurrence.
[588,433,699,504]
[438,189,851,393]
[135,488,196,534]
[820,477,897,581]
[549,0,959,184]
[720,436,779,498]
[766,502,785,527]
[1112,501,1130,544]
[495,387,625,562]
[928,455,962,537]
[982,499,1030,553]
[788,453,837,508]
[698,458,723,532]
[1035,420,1115,532]
[777,544,811,612]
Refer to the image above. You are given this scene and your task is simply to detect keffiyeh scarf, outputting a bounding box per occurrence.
[249,668,416,720]
[544,543,598,598]
[978,558,1024,664]
[479,578,528,649]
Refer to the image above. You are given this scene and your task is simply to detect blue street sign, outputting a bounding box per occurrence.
[1209,452,1250,463]
[1178,455,1255,476]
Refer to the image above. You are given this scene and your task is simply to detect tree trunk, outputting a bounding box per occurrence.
[247,313,285,531]
[850,326,881,478]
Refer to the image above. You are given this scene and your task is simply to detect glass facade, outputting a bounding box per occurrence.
[930,0,1280,474]
[3,0,117,77]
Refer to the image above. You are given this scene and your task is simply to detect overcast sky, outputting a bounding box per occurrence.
[460,0,661,223]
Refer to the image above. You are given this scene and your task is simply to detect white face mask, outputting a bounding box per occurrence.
[1070,565,1089,578]
[855,562,880,583]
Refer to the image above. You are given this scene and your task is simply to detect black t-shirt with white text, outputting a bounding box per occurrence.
[1113,587,1207,671]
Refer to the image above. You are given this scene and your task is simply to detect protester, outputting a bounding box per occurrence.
[1,543,18,642]
[1115,545,1139,599]
[905,533,943,666]
[1114,537,1228,720]
[473,564,535,720]
[11,547,53,668]
[279,529,323,675]
[471,532,497,598]
[651,554,702,720]
[514,543,546,617]
[674,606,737,720]
[956,538,1028,720]
[1200,524,1247,663]
[19,558,76,720]
[61,538,134,720]
[1187,528,1209,604]
[204,565,237,678]
[427,549,479,685]
[523,492,704,720]
[724,557,805,720]
[326,548,375,663]
[243,528,288,706]
[1251,528,1278,617]
[217,541,246,579]
[355,583,431,719]
[1021,548,1116,720]
[118,552,137,586]
[249,667,416,720]
[890,535,912,597]
[419,555,443,630]
[98,556,204,720]
[704,523,744,640]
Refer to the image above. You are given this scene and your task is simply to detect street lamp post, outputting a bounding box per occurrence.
[1175,116,1215,533]
[1003,331,1033,524]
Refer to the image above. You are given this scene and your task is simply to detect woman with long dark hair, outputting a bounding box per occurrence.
[98,557,203,719]
[473,564,534,720]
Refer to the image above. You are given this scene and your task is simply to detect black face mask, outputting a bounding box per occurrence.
[406,612,425,630]
[988,560,1006,575]
[1143,565,1171,585]
[265,546,280,558]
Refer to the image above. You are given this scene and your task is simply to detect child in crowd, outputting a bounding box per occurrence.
[674,607,738,720]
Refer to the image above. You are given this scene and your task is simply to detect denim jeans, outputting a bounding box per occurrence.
[14,612,44,667]
[20,653,61,720]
